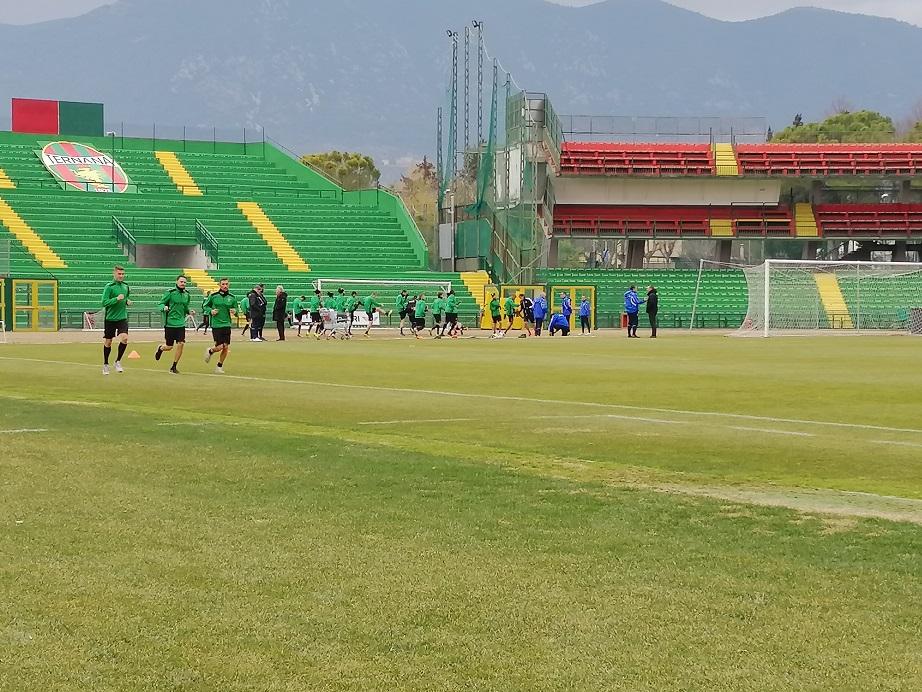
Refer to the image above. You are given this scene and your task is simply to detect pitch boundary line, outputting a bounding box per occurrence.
[2,355,922,437]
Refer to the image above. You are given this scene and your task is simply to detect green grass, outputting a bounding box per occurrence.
[1,334,921,690]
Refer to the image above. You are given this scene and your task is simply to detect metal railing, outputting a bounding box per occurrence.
[8,176,342,199]
[111,216,136,263]
[195,220,219,264]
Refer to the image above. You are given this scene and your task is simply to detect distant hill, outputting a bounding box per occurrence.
[2,0,922,179]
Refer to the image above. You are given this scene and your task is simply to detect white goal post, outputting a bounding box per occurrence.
[737,259,922,337]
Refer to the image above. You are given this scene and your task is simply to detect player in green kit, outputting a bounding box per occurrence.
[203,278,237,374]
[100,265,132,375]
[429,291,445,337]
[154,275,194,374]
[362,292,387,336]
[345,291,359,337]
[395,289,410,335]
[412,293,428,339]
[488,292,502,337]
[440,289,461,338]
[503,294,518,335]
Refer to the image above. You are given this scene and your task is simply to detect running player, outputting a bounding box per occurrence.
[307,289,323,336]
[196,291,212,334]
[488,292,502,337]
[502,293,517,335]
[292,294,307,336]
[412,293,428,339]
[440,289,461,338]
[154,274,194,374]
[203,278,237,374]
[100,265,132,375]
[345,291,360,337]
[395,289,410,335]
[362,292,387,336]
[429,291,445,336]
[518,293,535,337]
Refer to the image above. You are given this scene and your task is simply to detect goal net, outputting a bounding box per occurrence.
[308,277,455,328]
[737,260,922,336]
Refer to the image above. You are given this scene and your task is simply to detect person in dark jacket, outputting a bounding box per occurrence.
[624,285,644,338]
[548,312,570,336]
[532,292,549,336]
[646,285,659,338]
[248,284,268,342]
[272,285,288,341]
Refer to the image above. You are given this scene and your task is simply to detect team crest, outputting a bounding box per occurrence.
[38,141,134,193]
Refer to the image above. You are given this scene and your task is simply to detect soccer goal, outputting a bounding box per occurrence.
[736,260,922,336]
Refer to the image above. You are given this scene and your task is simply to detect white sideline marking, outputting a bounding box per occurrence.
[2,355,922,437]
[0,428,48,434]
[873,440,922,449]
[359,417,475,426]
[729,426,814,437]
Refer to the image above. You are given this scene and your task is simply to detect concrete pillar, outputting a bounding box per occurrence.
[893,241,907,262]
[547,237,559,268]
[802,241,822,260]
[626,239,646,268]
[810,180,825,205]
[899,180,915,203]
[716,239,733,264]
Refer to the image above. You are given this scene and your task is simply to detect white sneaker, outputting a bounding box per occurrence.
[251,338,260,342]
[114,362,124,373]
[214,366,225,374]
[102,364,110,376]
[204,348,212,364]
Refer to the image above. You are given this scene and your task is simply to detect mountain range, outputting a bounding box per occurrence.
[2,0,922,179]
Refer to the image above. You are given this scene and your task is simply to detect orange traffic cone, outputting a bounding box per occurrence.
[127,350,141,360]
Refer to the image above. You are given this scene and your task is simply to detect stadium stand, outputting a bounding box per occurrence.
[0,131,483,327]
[553,205,795,237]
[814,204,922,237]
[560,143,716,176]
[537,268,749,328]
[735,144,922,176]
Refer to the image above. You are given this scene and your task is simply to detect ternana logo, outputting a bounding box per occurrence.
[40,141,131,193]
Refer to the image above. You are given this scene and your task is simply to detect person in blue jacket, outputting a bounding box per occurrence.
[578,295,592,334]
[560,292,573,322]
[548,311,570,336]
[624,284,644,338]
[533,292,549,336]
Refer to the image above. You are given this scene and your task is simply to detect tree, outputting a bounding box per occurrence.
[300,151,380,190]
[905,121,922,143]
[394,157,438,265]
[772,110,896,143]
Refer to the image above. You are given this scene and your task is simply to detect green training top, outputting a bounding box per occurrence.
[308,294,321,311]
[504,296,516,316]
[363,295,380,312]
[100,281,131,322]
[489,297,501,317]
[395,294,409,310]
[431,297,445,314]
[203,291,237,329]
[345,296,358,312]
[414,300,427,319]
[333,294,346,311]
[160,287,191,328]
[292,298,303,314]
[445,295,459,313]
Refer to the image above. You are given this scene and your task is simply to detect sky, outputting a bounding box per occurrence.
[1,0,921,27]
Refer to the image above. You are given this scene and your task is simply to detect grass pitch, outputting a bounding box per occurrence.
[1,331,921,690]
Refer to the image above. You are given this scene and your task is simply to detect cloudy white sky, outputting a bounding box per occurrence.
[1,0,921,26]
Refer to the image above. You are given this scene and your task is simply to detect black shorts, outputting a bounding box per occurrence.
[212,327,231,346]
[164,326,186,346]
[103,319,128,339]
[432,314,443,326]
[445,312,458,324]
[491,314,502,324]
[399,309,410,319]
[413,317,425,329]
[366,311,375,321]
[297,310,308,320]
[310,311,322,322]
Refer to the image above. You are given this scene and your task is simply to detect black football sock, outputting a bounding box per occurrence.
[103,346,111,365]
[116,342,127,362]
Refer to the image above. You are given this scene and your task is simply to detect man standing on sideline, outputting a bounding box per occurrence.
[561,292,573,328]
[533,292,548,336]
[624,284,644,338]
[578,295,592,334]
[100,265,132,375]
[203,278,237,374]
[155,274,194,374]
[272,285,288,341]
[249,284,267,342]
[646,285,659,338]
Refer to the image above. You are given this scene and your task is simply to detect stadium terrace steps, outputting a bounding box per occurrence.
[537,268,749,327]
[184,268,220,294]
[794,203,820,237]
[155,151,203,196]
[735,144,922,176]
[236,201,310,272]
[560,143,716,177]
[0,168,15,189]
[459,271,491,310]
[714,143,739,176]
[813,273,854,329]
[553,205,795,237]
[0,197,67,269]
[814,204,922,236]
